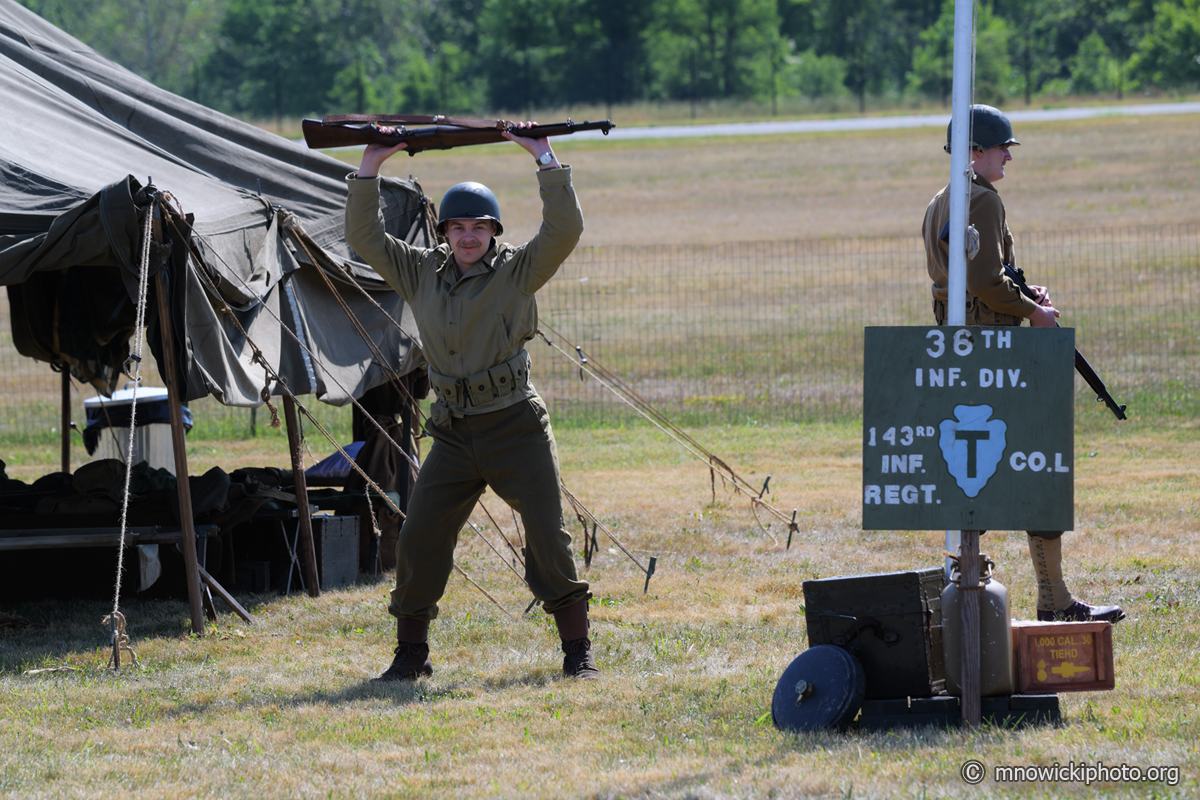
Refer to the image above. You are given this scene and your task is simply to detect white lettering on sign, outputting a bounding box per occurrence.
[997,330,1011,348]
[982,330,995,348]
[949,367,963,387]
[953,329,974,356]
[977,368,1024,389]
[881,454,925,474]
[864,485,939,505]
[1010,451,1070,472]
[926,329,945,358]
[866,426,935,446]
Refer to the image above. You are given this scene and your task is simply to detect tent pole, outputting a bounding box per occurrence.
[153,268,206,635]
[283,393,321,597]
[60,368,71,475]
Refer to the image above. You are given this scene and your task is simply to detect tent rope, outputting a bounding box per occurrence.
[158,198,416,476]
[282,218,429,432]
[101,611,138,668]
[280,223,652,576]
[536,324,798,546]
[156,196,522,614]
[106,193,156,668]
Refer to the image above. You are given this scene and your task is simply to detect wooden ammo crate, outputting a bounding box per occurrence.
[1012,620,1115,693]
[803,567,946,699]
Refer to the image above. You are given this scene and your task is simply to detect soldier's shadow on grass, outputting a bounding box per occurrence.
[322,668,560,705]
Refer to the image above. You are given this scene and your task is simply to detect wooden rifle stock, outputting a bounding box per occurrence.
[301,116,615,154]
[1002,264,1128,420]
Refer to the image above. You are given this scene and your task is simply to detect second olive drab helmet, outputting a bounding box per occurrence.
[437,182,503,236]
[944,104,1020,153]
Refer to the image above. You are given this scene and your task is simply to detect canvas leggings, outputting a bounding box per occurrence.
[388,393,590,622]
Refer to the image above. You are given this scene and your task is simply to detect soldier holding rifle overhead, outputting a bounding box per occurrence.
[345,122,598,681]
[921,104,1124,624]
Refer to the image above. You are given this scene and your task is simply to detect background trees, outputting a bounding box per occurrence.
[15,0,1200,119]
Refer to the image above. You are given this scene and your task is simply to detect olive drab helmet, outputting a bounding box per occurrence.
[944,104,1020,153]
[437,181,503,236]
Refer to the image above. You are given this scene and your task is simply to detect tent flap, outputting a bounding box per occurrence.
[0,0,429,403]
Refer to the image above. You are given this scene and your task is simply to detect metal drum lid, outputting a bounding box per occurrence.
[772,644,866,733]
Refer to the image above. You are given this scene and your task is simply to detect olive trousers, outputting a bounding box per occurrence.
[388,393,590,622]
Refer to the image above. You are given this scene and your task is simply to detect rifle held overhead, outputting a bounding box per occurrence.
[301,114,615,155]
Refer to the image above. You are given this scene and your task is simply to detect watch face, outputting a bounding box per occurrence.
[539,152,552,165]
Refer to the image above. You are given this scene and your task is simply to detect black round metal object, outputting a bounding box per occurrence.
[771,644,866,733]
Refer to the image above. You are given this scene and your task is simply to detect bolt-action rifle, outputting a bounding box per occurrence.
[936,221,1128,420]
[301,114,615,155]
[1001,263,1128,420]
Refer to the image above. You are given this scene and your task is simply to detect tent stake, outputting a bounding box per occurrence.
[283,393,321,597]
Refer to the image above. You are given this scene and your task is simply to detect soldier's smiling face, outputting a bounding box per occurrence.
[972,144,1012,183]
[445,218,496,269]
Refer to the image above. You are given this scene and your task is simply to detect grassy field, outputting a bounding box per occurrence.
[2,419,1198,798]
[352,111,1200,248]
[2,107,1199,797]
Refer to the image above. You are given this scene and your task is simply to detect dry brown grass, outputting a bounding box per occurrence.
[2,110,1199,798]
[2,421,1197,798]
[360,113,1200,248]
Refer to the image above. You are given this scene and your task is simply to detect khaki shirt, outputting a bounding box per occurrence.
[922,174,1036,325]
[345,166,583,414]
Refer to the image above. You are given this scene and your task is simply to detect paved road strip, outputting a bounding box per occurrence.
[572,101,1200,141]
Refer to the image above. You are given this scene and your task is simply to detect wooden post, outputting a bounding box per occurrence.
[959,529,982,727]
[282,393,321,597]
[60,368,71,475]
[153,268,206,635]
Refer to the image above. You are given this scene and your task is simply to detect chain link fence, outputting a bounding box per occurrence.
[2,224,1196,445]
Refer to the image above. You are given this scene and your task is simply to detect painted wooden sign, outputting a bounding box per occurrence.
[862,326,1075,531]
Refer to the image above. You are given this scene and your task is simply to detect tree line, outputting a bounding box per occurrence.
[17,0,1200,120]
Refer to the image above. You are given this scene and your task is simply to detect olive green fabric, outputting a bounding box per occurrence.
[387,394,589,621]
[345,166,583,415]
[346,166,589,623]
[1,0,428,404]
[922,174,1036,325]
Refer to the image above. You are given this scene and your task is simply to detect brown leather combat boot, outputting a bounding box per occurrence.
[561,637,600,680]
[372,617,433,682]
[553,599,600,680]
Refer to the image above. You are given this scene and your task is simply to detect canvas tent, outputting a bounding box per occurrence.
[0,0,428,403]
[0,0,429,633]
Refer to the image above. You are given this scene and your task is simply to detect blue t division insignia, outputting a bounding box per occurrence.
[939,405,1007,498]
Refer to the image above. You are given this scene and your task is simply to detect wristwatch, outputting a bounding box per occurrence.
[536,151,554,166]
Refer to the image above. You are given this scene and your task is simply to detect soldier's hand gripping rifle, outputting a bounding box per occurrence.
[301,114,615,155]
[1001,263,1128,420]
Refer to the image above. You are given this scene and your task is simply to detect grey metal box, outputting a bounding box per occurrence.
[312,515,359,589]
[803,567,946,699]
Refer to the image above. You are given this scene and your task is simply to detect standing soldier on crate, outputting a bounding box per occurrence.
[921,104,1125,624]
[344,122,599,681]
